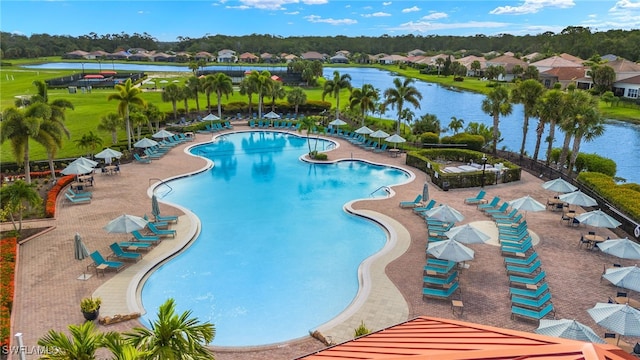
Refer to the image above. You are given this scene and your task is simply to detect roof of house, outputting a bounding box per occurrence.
[487,54,528,66]
[541,66,588,80]
[531,55,584,68]
[239,52,259,59]
[605,58,640,72]
[617,74,640,84]
[296,316,636,360]
[301,51,324,60]
[195,51,213,57]
[67,50,89,56]
[559,53,584,63]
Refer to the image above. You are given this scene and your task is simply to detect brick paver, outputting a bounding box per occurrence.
[7,123,636,360]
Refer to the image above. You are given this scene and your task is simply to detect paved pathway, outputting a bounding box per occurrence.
[8,123,637,360]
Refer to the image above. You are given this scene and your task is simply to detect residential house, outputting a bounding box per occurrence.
[86,50,109,60]
[559,52,584,64]
[523,52,542,62]
[406,55,426,64]
[282,53,298,63]
[408,49,426,57]
[105,51,130,60]
[128,52,152,62]
[378,54,407,65]
[484,54,529,81]
[217,49,236,63]
[613,75,640,99]
[601,54,619,62]
[335,50,350,57]
[194,51,214,62]
[300,51,325,61]
[63,50,89,59]
[530,55,584,73]
[457,55,487,77]
[539,66,588,89]
[261,52,279,63]
[151,52,173,62]
[239,52,259,63]
[575,58,640,98]
[329,54,349,64]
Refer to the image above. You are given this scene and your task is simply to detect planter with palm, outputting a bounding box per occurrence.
[80,297,102,321]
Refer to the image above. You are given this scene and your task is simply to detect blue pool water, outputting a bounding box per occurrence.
[140,131,410,346]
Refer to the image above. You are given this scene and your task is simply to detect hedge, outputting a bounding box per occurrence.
[0,237,16,351]
[578,172,640,221]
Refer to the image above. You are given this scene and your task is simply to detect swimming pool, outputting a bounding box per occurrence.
[140,131,410,346]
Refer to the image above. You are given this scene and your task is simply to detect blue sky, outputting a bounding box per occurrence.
[2,0,639,42]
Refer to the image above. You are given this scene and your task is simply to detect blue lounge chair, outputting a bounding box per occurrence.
[89,251,124,273]
[133,153,151,164]
[65,193,91,205]
[154,212,178,223]
[477,196,500,210]
[506,259,542,276]
[464,190,486,205]
[374,144,388,153]
[147,222,176,238]
[132,230,161,243]
[511,302,555,322]
[495,213,524,225]
[108,243,141,262]
[492,208,518,220]
[413,200,437,214]
[67,188,92,198]
[399,194,423,208]
[510,282,550,299]
[484,203,509,215]
[509,271,546,287]
[118,242,153,250]
[504,252,538,266]
[422,281,460,300]
[423,271,459,287]
[423,260,456,275]
[143,214,169,229]
[512,292,553,310]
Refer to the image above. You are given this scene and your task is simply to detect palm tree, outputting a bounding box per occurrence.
[108,78,146,151]
[144,103,165,133]
[181,86,193,116]
[37,320,104,360]
[247,70,273,119]
[98,112,123,145]
[297,116,319,154]
[102,332,151,360]
[208,72,234,118]
[239,77,257,116]
[129,110,149,141]
[161,84,182,121]
[448,116,465,134]
[511,79,545,159]
[75,131,104,156]
[268,81,286,112]
[349,83,379,126]
[287,87,307,116]
[0,180,41,233]
[0,103,53,183]
[185,76,202,114]
[481,85,512,154]
[125,298,215,360]
[322,70,352,121]
[383,77,423,134]
[536,89,566,164]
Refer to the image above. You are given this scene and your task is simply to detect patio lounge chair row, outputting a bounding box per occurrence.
[464,190,486,205]
[511,302,555,322]
[399,194,423,208]
[423,281,460,300]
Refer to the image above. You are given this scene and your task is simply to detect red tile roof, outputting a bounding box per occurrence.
[296,317,636,360]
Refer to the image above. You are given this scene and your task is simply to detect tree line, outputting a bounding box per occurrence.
[1,26,639,62]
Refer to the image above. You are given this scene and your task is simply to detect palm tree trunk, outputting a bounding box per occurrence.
[206,91,212,113]
[545,120,557,166]
[533,120,544,161]
[125,107,132,151]
[492,114,500,155]
[111,130,118,145]
[194,90,200,113]
[172,102,178,120]
[47,152,56,181]
[519,115,529,160]
[217,92,223,118]
[558,134,572,172]
[568,135,583,177]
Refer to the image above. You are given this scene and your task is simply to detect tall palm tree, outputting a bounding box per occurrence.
[239,76,257,116]
[37,320,104,360]
[181,86,193,116]
[298,116,318,154]
[247,70,273,119]
[208,72,234,118]
[287,87,307,116]
[0,103,53,183]
[268,81,286,112]
[481,85,512,154]
[75,131,104,156]
[511,79,545,159]
[161,84,182,121]
[125,298,215,360]
[383,77,423,134]
[448,116,465,134]
[98,112,123,145]
[322,70,352,121]
[107,78,146,151]
[143,102,165,133]
[102,332,151,360]
[536,89,566,164]
[0,180,41,233]
[349,83,379,126]
[185,76,202,114]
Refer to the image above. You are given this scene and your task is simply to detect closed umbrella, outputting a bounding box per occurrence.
[535,319,605,343]
[597,238,640,260]
[152,129,175,139]
[385,133,406,149]
[355,126,373,135]
[69,156,98,168]
[542,178,577,193]
[424,204,465,223]
[74,233,91,280]
[602,266,640,293]
[103,214,148,234]
[588,303,640,341]
[134,138,159,148]
[151,195,161,218]
[559,190,597,207]
[61,162,94,176]
[427,239,475,263]
[445,224,491,244]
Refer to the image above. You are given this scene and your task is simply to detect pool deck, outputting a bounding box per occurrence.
[7,123,638,359]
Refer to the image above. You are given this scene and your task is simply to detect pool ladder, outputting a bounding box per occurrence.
[370,186,391,197]
[149,178,173,198]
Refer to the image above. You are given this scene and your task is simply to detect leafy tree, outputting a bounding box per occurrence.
[297,116,318,154]
[287,87,307,115]
[322,70,352,121]
[185,76,202,114]
[125,298,215,360]
[108,78,146,150]
[102,332,151,360]
[181,86,193,115]
[129,109,149,141]
[511,79,545,159]
[349,83,379,125]
[37,319,105,360]
[208,72,234,118]
[522,66,540,80]
[412,114,441,134]
[247,70,273,119]
[448,116,465,134]
[161,84,182,121]
[144,102,166,133]
[465,121,494,147]
[98,112,123,145]
[600,91,618,107]
[512,64,524,79]
[239,76,257,116]
[481,85,512,154]
[75,131,104,156]
[0,180,41,233]
[470,60,481,77]
[268,81,286,112]
[383,77,422,134]
[536,89,566,164]
[589,64,616,94]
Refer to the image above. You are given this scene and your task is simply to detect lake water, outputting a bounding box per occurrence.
[23,62,640,183]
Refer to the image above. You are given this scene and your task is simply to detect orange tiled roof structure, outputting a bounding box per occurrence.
[296,316,636,360]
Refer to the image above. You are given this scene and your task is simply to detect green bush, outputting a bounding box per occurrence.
[419,132,440,144]
[574,153,617,177]
[223,101,248,113]
[440,133,485,151]
[550,148,571,165]
[354,321,371,337]
[578,172,640,221]
[312,152,328,160]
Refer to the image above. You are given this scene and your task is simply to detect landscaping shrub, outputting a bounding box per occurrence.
[45,175,74,218]
[440,133,485,151]
[223,101,248,113]
[578,172,640,221]
[419,132,440,145]
[0,237,17,352]
[574,153,617,177]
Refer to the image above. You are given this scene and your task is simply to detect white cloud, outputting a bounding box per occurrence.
[392,20,510,32]
[304,15,357,25]
[233,0,326,11]
[285,11,300,15]
[490,0,575,15]
[362,12,392,17]
[363,6,373,10]
[610,0,640,9]
[402,6,421,13]
[421,11,448,20]
[383,2,392,5]
[226,5,250,9]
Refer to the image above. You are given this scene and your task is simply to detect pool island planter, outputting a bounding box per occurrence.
[80,297,101,321]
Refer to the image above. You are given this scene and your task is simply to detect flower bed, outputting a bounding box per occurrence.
[0,237,17,351]
[45,175,75,218]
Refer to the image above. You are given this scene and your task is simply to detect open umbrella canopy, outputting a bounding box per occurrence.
[69,156,98,168]
[535,319,605,344]
[597,238,640,259]
[427,239,475,263]
[576,210,622,229]
[445,224,491,244]
[74,233,90,261]
[329,118,347,126]
[385,133,406,144]
[424,204,465,223]
[509,195,546,212]
[94,148,123,159]
[588,302,640,337]
[61,162,94,176]
[542,178,578,193]
[152,129,175,139]
[264,111,281,119]
[103,214,148,234]
[559,191,597,207]
[602,266,640,292]
[134,138,160,148]
[202,113,220,121]
[370,130,390,139]
[355,126,373,135]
